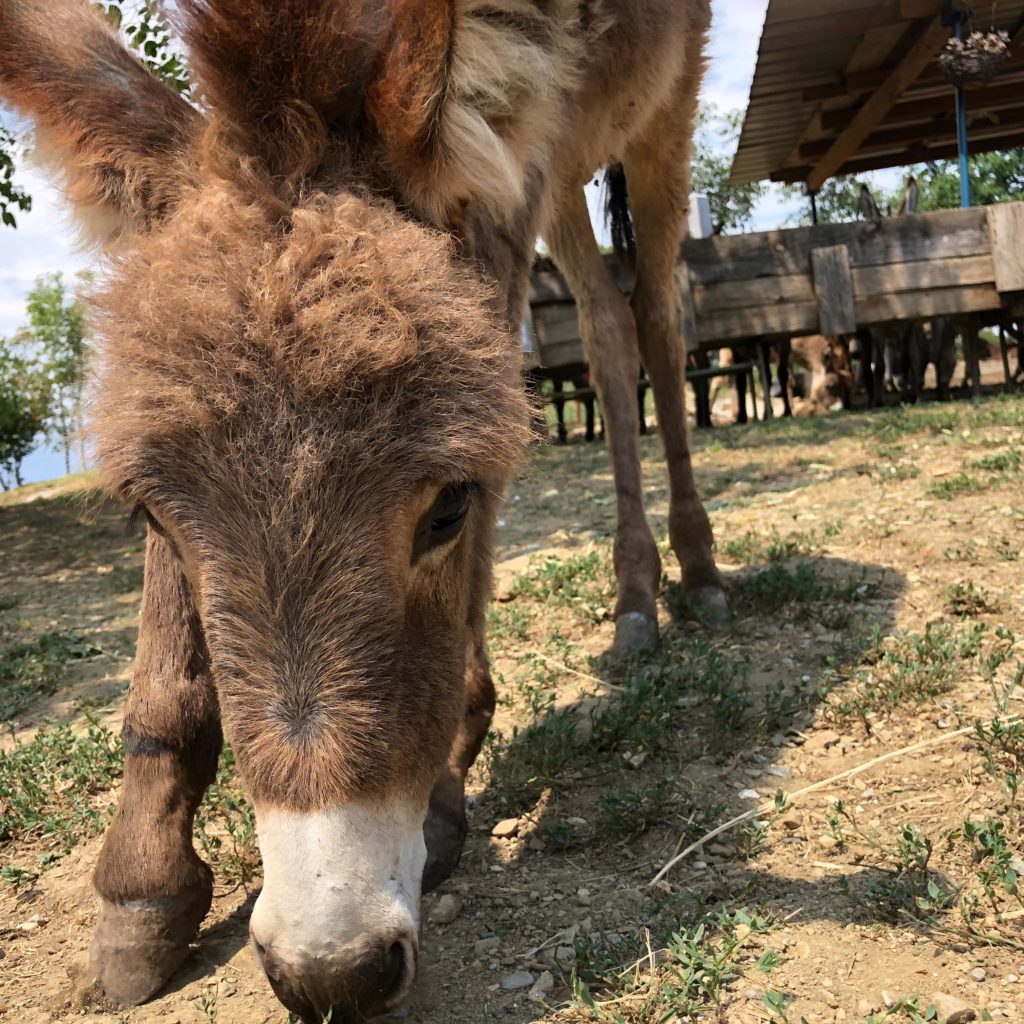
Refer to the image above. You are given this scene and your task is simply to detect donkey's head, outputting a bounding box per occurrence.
[0,0,552,1018]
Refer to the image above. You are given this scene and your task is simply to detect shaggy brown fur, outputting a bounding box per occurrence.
[92,187,529,805]
[0,0,721,1017]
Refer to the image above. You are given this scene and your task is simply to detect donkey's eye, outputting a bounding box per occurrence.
[414,484,472,560]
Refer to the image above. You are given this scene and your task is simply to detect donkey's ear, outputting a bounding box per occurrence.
[365,0,453,178]
[0,0,202,246]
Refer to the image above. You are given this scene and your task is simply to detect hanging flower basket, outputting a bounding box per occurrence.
[938,30,1011,88]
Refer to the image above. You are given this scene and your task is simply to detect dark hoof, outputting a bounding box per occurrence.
[89,876,211,1005]
[612,612,659,656]
[688,585,731,627]
[422,804,467,894]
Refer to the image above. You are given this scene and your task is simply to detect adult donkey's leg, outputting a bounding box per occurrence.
[91,531,221,1004]
[547,186,662,654]
[622,49,728,623]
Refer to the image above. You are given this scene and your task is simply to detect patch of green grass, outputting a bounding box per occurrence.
[596,777,679,840]
[507,548,615,627]
[824,623,981,726]
[969,449,1022,474]
[194,746,259,885]
[567,907,777,1022]
[0,719,122,884]
[927,472,984,501]
[0,631,104,722]
[943,580,997,617]
[722,522,841,565]
[484,638,755,815]
[734,561,880,625]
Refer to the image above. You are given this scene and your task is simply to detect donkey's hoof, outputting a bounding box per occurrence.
[688,585,731,627]
[90,881,211,1005]
[613,612,659,656]
[422,804,467,894]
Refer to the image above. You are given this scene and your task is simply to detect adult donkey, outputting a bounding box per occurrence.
[0,0,723,1020]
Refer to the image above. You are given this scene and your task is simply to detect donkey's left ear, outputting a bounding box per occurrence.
[365,0,453,184]
[0,0,202,247]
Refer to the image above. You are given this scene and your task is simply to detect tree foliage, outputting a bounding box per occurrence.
[0,1,190,230]
[0,342,46,490]
[14,273,90,476]
[691,104,768,234]
[914,149,1024,211]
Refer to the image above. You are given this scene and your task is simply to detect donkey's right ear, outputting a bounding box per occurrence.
[0,0,202,247]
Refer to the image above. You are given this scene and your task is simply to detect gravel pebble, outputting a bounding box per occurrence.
[501,971,535,991]
[970,967,987,983]
[491,818,520,839]
[428,894,462,925]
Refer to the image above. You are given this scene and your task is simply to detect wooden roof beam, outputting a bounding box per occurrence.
[805,16,952,192]
[819,80,1024,131]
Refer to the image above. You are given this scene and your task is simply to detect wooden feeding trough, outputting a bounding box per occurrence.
[675,201,1024,352]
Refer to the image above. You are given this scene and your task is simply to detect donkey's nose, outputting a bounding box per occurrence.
[252,932,416,1024]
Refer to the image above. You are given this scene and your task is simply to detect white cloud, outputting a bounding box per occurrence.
[0,166,88,338]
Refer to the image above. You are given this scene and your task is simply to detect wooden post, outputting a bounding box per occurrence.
[999,325,1013,392]
[811,245,857,337]
[757,341,774,421]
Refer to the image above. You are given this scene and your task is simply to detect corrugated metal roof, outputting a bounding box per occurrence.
[728,0,1024,185]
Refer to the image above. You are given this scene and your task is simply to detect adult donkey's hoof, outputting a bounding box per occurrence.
[422,803,467,894]
[613,612,659,656]
[688,585,731,627]
[89,879,211,1005]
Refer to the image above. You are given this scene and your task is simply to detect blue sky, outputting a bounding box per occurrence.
[3,0,790,484]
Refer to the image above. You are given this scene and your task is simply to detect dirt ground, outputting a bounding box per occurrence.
[2,383,1023,1024]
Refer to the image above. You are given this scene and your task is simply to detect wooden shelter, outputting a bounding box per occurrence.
[729,0,1024,190]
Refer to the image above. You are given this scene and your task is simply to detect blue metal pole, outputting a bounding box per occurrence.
[955,20,971,207]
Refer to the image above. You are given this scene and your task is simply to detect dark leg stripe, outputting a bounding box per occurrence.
[123,722,179,758]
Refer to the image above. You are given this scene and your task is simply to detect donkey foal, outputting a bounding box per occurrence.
[0,0,723,1019]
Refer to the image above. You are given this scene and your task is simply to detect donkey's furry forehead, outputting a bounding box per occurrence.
[91,186,530,503]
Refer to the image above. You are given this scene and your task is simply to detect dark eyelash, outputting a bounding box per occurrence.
[126,503,146,537]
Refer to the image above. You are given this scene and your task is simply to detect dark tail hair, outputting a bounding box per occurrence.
[603,163,635,271]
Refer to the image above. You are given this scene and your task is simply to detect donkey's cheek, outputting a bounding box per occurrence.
[249,800,426,987]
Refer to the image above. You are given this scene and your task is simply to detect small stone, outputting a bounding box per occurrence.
[501,971,534,991]
[19,915,47,932]
[555,945,576,965]
[970,967,987,983]
[492,818,520,839]
[931,991,977,1024]
[429,894,462,925]
[576,888,592,906]
[858,999,877,1016]
[767,765,792,778]
[780,810,803,830]
[474,937,500,956]
[567,817,588,827]
[819,834,838,850]
[626,751,648,769]
[882,991,898,1009]
[529,971,554,1001]
[738,789,760,800]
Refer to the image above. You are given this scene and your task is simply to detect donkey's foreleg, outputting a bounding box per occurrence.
[422,632,495,892]
[622,94,727,623]
[91,532,221,1005]
[548,186,661,654]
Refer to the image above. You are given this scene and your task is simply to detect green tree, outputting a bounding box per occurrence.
[0,342,46,490]
[783,174,904,225]
[0,0,189,230]
[15,273,90,475]
[914,149,1024,211]
[692,104,768,234]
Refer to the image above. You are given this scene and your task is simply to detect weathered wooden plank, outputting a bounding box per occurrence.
[693,273,814,313]
[674,263,701,354]
[855,285,1001,324]
[987,203,1024,293]
[812,245,856,336]
[851,254,995,296]
[681,206,992,285]
[698,301,820,343]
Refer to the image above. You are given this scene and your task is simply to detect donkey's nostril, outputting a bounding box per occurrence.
[380,941,407,1001]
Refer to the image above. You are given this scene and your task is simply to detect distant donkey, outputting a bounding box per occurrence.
[0,1,723,1022]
